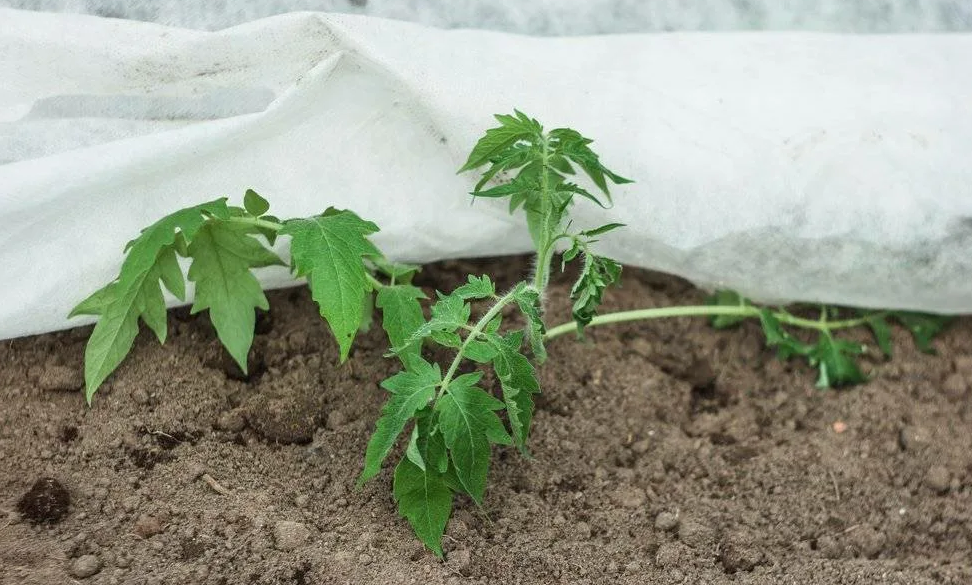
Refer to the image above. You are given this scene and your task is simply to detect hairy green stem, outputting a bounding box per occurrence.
[439,287,520,397]
[533,137,554,293]
[544,305,883,340]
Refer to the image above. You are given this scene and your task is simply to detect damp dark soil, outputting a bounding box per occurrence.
[2,255,971,584]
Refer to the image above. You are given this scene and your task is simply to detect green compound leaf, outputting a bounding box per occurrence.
[864,314,894,358]
[393,457,452,559]
[459,110,542,173]
[405,408,448,474]
[243,188,270,216]
[281,209,381,361]
[757,310,812,361]
[70,199,230,403]
[810,335,866,388]
[707,290,751,329]
[453,275,496,300]
[376,285,427,369]
[397,292,471,352]
[488,330,540,454]
[570,253,622,330]
[359,360,441,485]
[436,372,512,504]
[891,312,952,354]
[187,221,284,374]
[514,284,546,362]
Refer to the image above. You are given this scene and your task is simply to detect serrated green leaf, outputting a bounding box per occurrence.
[393,458,452,558]
[758,310,812,360]
[810,335,866,388]
[459,113,540,172]
[865,315,893,357]
[359,360,441,485]
[281,209,380,361]
[72,199,230,402]
[436,372,511,503]
[157,246,186,301]
[463,340,498,363]
[707,290,750,329]
[405,408,448,474]
[579,223,626,238]
[891,312,952,354]
[570,253,622,330]
[488,331,540,453]
[376,285,427,369]
[514,285,546,362]
[453,275,496,300]
[69,283,116,318]
[187,221,284,372]
[243,189,270,216]
[430,330,463,348]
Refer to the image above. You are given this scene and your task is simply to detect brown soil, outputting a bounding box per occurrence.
[2,255,971,585]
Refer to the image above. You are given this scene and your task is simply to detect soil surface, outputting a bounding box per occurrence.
[2,255,971,585]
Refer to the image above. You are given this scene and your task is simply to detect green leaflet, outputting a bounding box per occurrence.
[810,335,866,388]
[243,188,270,216]
[376,285,427,369]
[707,290,751,329]
[488,330,540,453]
[436,372,511,504]
[281,209,381,361]
[570,253,622,330]
[452,275,496,300]
[514,284,546,362]
[187,221,284,372]
[458,110,542,172]
[393,458,452,558]
[70,199,230,402]
[892,312,952,353]
[359,360,441,485]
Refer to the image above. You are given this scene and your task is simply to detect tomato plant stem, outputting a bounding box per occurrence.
[544,305,881,340]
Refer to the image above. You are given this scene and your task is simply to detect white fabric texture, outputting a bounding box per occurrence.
[1,8,970,340]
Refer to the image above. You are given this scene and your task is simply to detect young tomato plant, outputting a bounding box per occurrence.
[463,111,952,390]
[70,190,417,403]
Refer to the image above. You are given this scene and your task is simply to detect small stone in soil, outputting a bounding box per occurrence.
[273,521,311,551]
[134,514,163,538]
[655,542,691,567]
[719,532,764,573]
[612,486,647,509]
[654,511,679,532]
[69,554,103,579]
[847,526,886,559]
[679,519,717,548]
[17,477,70,524]
[924,465,951,494]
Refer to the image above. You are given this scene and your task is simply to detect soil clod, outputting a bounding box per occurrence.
[16,477,71,524]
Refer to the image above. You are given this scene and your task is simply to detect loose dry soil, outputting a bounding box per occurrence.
[2,255,971,584]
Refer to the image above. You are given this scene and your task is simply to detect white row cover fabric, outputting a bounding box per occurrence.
[1,8,971,340]
[4,0,971,34]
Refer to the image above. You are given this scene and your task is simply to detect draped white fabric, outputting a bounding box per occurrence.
[1,8,970,339]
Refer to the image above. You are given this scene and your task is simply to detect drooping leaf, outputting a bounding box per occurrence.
[488,330,540,453]
[359,360,441,485]
[436,372,512,503]
[809,334,866,388]
[864,314,893,358]
[758,310,812,360]
[570,253,622,330]
[514,284,547,362]
[281,209,381,361]
[187,221,284,373]
[376,285,427,369]
[393,458,452,558]
[70,199,230,402]
[891,312,952,354]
